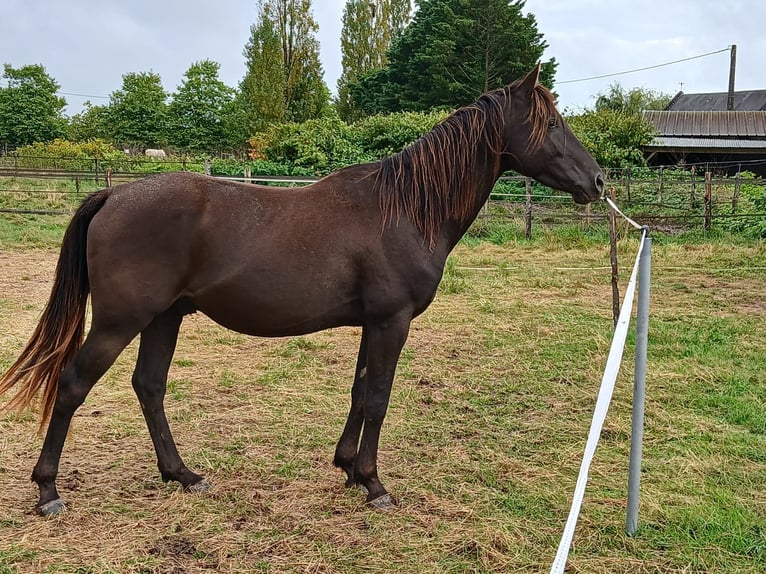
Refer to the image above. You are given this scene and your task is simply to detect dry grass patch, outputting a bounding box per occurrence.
[1,238,765,573]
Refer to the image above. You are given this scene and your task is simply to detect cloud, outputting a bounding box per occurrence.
[1,0,761,116]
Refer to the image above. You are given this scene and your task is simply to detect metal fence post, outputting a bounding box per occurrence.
[626,229,651,536]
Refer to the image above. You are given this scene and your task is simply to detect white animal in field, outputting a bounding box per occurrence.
[145,149,167,159]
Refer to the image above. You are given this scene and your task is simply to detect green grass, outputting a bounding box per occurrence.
[0,204,764,573]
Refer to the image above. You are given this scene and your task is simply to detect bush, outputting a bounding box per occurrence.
[11,138,129,171]
[565,109,655,168]
[722,172,766,238]
[250,116,371,175]
[351,110,447,158]
[209,157,315,178]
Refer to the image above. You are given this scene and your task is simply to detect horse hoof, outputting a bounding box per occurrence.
[186,479,212,493]
[37,499,67,516]
[367,493,397,511]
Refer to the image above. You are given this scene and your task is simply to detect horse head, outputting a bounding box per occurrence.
[502,64,605,204]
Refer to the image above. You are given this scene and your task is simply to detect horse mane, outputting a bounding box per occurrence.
[374,80,558,248]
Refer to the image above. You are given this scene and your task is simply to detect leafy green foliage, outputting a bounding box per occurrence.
[251,115,371,174]
[352,109,446,157]
[66,102,111,142]
[12,138,128,171]
[167,60,235,153]
[352,0,555,114]
[594,82,672,115]
[248,109,448,172]
[0,64,67,147]
[107,71,168,149]
[239,10,288,134]
[239,0,330,139]
[208,157,315,178]
[336,0,411,121]
[720,171,766,238]
[565,109,656,167]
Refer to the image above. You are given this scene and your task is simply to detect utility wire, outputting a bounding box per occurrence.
[58,91,109,99]
[556,47,731,85]
[0,81,109,100]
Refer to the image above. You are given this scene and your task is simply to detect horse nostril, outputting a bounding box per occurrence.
[595,173,605,196]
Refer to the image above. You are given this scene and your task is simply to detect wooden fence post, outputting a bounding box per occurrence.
[105,168,112,188]
[524,177,533,239]
[94,158,99,185]
[658,166,664,205]
[625,168,632,203]
[690,166,696,209]
[608,186,620,328]
[704,170,712,231]
[732,170,741,213]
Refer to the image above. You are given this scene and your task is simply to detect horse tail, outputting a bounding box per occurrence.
[0,188,111,430]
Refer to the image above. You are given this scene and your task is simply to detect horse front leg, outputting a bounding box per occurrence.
[354,314,411,509]
[334,329,368,486]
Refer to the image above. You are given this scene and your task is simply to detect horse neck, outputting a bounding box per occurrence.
[376,97,509,256]
[435,142,503,253]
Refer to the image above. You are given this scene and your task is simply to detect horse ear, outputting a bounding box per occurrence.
[518,63,541,96]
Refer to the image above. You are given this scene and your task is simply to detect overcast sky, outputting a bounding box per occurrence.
[1,0,763,116]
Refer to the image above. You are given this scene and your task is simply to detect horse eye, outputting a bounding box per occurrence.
[548,117,557,129]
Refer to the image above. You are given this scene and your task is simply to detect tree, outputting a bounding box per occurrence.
[336,0,411,121]
[167,60,235,153]
[238,11,287,136]
[107,71,168,149]
[352,0,556,114]
[0,64,66,147]
[566,109,656,168]
[238,0,329,137]
[594,83,672,115]
[67,101,111,142]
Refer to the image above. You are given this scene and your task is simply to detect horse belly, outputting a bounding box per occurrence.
[192,277,363,337]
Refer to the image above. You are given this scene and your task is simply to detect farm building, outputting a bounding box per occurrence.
[642,89,766,176]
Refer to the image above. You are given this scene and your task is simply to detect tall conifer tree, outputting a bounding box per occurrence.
[337,0,411,121]
[353,0,556,114]
[238,0,329,137]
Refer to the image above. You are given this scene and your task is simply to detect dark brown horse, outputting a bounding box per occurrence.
[0,65,603,516]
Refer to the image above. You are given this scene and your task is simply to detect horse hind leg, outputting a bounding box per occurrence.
[32,325,139,515]
[333,329,368,486]
[131,306,209,492]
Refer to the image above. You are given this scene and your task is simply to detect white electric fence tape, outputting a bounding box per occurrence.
[549,201,647,574]
[605,196,644,230]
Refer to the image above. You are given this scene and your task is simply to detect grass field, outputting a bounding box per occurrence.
[0,211,764,573]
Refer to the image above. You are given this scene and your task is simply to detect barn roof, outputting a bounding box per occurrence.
[643,89,766,163]
[642,110,766,138]
[665,89,766,111]
[648,136,766,153]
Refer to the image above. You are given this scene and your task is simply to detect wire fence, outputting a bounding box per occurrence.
[1,157,765,234]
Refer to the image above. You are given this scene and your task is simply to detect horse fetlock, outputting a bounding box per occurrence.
[332,455,357,487]
[358,474,388,501]
[160,467,204,487]
[31,464,58,487]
